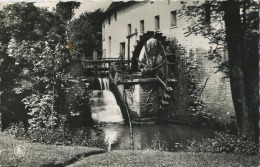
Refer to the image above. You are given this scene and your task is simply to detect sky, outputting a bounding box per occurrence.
[0,0,112,17]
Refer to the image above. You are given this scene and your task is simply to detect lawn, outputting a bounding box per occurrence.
[67,150,259,167]
[0,133,106,167]
[0,133,258,167]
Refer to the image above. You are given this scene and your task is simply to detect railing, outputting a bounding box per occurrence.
[81,57,131,75]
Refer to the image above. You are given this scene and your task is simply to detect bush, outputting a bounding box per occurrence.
[179,132,258,155]
[5,122,27,139]
[5,123,108,150]
[67,90,94,126]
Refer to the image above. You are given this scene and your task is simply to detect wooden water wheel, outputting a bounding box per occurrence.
[131,31,177,111]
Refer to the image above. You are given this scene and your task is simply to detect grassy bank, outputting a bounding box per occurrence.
[0,133,106,167]
[68,150,258,167]
[0,133,258,167]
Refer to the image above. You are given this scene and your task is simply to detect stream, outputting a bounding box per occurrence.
[87,123,214,151]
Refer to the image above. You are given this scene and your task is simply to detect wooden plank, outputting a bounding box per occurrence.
[82,59,131,63]
[85,67,109,71]
[117,78,158,85]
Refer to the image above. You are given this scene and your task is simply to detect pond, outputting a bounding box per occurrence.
[86,123,214,151]
[87,87,214,151]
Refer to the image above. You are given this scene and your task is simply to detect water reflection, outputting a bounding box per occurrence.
[103,126,120,151]
[90,124,214,151]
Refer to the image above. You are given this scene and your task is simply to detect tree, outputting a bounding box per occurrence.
[55,1,81,57]
[69,9,103,59]
[221,0,258,142]
[55,1,81,21]
[0,3,70,130]
[180,0,258,142]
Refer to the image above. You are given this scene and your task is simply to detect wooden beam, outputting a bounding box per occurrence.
[85,67,109,71]
[82,60,131,63]
[154,75,167,89]
[117,78,159,85]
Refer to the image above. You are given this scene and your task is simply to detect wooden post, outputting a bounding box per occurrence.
[93,50,98,77]
[126,29,138,67]
[0,58,2,131]
[127,38,130,66]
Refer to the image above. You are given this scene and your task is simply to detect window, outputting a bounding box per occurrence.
[103,49,106,58]
[128,24,132,35]
[140,20,144,33]
[108,36,111,56]
[114,11,117,21]
[155,15,160,30]
[120,42,125,58]
[102,25,105,41]
[108,15,111,25]
[170,11,177,26]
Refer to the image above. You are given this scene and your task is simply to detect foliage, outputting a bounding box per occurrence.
[0,3,72,130]
[6,123,108,150]
[179,0,258,75]
[22,93,60,130]
[179,0,259,142]
[150,132,168,151]
[69,90,92,116]
[179,0,226,47]
[0,2,97,131]
[179,132,258,155]
[164,37,187,63]
[69,9,103,59]
[5,122,27,139]
[56,1,81,21]
[66,88,94,126]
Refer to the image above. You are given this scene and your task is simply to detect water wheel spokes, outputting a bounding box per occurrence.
[132,32,177,111]
[153,60,166,71]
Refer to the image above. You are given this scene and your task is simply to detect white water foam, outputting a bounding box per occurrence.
[90,78,123,123]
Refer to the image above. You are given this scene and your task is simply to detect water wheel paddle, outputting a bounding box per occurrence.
[131,32,177,111]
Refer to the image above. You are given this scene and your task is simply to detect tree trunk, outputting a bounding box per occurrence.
[242,0,259,143]
[222,0,255,140]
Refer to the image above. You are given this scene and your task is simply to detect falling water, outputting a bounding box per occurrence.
[91,78,123,123]
[98,78,103,90]
[102,78,109,90]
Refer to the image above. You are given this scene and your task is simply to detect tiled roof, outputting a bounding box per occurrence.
[105,2,126,13]
[105,1,137,13]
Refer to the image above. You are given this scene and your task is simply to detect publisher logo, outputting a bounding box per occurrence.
[14,145,26,157]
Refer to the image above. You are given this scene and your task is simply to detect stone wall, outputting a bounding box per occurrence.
[169,48,234,124]
[196,49,234,119]
[139,83,160,118]
[114,48,234,123]
[118,82,161,121]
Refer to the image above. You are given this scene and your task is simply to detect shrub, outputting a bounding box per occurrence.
[5,123,108,150]
[180,132,258,155]
[67,89,94,126]
[22,93,58,130]
[5,122,27,139]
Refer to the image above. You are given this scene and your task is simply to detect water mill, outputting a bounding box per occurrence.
[67,31,177,125]
[1,2,257,165]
